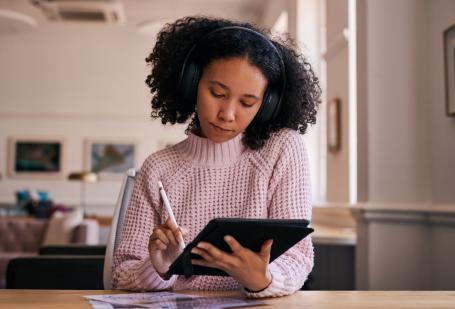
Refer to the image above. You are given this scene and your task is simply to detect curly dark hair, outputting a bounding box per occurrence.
[145,16,321,150]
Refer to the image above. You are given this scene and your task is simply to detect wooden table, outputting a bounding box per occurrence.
[311,224,356,245]
[0,290,454,308]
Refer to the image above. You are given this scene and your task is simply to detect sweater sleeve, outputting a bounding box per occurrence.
[244,133,314,298]
[112,159,178,291]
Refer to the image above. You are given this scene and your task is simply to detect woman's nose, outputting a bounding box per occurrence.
[217,101,235,122]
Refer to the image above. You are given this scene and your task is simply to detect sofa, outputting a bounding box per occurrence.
[0,214,99,288]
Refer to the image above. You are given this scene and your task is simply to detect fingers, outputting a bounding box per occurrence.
[150,228,169,245]
[224,235,245,254]
[259,239,273,261]
[163,228,178,246]
[195,242,225,260]
[149,227,172,252]
[151,226,178,246]
[191,242,236,270]
[165,218,185,247]
[190,247,215,262]
[149,238,167,251]
[165,217,178,230]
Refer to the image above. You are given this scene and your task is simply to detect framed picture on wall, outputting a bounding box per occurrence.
[327,98,341,153]
[444,24,455,116]
[8,136,65,179]
[84,139,137,180]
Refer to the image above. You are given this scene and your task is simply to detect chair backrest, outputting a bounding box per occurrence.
[103,168,138,289]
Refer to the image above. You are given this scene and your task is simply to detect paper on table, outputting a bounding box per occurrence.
[84,292,265,309]
[84,292,199,307]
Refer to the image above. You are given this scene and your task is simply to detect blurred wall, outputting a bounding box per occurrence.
[366,0,431,203]
[365,0,455,205]
[354,0,455,290]
[326,0,350,202]
[429,0,455,204]
[0,23,187,215]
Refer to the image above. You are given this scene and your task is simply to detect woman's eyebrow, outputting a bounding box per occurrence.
[209,80,259,100]
[209,80,229,90]
[243,94,259,100]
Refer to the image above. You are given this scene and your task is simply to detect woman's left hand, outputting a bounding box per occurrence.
[191,235,273,292]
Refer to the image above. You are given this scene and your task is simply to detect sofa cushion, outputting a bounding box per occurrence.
[71,219,100,245]
[42,209,83,246]
[0,218,47,252]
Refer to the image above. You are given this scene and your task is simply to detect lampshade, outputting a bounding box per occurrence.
[68,171,99,183]
[68,171,99,217]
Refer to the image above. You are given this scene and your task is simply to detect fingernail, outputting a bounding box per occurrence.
[224,235,232,242]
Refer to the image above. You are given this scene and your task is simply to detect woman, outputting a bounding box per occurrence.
[113,16,321,298]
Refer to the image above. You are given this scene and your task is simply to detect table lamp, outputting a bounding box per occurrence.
[68,171,99,216]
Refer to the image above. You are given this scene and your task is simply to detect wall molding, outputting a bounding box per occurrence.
[353,202,455,214]
[313,202,355,228]
[428,214,455,225]
[351,202,455,290]
[313,202,455,227]
[352,203,455,225]
[363,211,428,224]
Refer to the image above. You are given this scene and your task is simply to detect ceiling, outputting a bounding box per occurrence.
[0,0,269,36]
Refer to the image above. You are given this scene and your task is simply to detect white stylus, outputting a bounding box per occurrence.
[158,181,185,250]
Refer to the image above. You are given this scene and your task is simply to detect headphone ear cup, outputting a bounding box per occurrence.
[255,88,279,123]
[179,61,201,103]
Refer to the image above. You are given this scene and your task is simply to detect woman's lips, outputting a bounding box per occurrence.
[210,123,233,133]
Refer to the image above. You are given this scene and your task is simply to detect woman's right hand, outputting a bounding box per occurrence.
[148,218,187,277]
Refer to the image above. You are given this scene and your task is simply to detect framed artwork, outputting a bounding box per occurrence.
[444,24,455,116]
[8,136,65,179]
[84,139,137,179]
[327,98,341,153]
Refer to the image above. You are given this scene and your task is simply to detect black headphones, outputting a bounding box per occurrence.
[177,26,286,124]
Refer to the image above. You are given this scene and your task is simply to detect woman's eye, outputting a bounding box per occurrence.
[241,101,254,108]
[211,91,224,98]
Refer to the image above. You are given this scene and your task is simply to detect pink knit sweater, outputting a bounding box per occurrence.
[112,128,314,298]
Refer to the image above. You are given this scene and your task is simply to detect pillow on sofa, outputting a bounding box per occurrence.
[42,209,83,245]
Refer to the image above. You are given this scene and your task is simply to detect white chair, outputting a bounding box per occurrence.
[103,168,138,289]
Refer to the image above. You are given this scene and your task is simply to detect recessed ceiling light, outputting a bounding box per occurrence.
[0,9,37,35]
[0,9,37,26]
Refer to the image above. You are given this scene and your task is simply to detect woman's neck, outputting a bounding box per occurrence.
[177,131,245,167]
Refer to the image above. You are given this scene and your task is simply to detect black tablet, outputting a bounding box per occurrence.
[167,218,313,277]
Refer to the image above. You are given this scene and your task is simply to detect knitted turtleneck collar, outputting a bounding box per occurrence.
[177,132,246,166]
